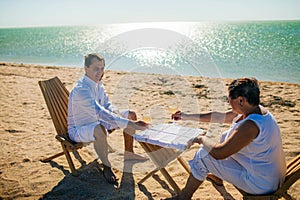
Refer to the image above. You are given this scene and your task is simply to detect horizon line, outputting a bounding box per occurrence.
[1,19,300,29]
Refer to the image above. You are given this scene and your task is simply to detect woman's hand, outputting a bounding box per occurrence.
[193,136,204,144]
[171,111,183,121]
[187,136,205,148]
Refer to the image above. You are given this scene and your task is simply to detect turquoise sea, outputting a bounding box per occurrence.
[0,21,299,83]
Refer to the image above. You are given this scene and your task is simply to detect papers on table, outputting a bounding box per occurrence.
[133,123,204,151]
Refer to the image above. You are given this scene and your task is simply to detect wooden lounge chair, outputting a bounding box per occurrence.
[39,76,84,176]
[137,142,190,194]
[237,154,300,200]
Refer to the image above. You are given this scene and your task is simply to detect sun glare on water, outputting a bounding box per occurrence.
[110,22,196,37]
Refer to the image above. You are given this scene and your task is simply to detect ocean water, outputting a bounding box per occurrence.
[0,21,299,83]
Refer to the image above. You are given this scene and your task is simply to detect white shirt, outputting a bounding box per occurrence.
[67,75,129,139]
[223,112,286,193]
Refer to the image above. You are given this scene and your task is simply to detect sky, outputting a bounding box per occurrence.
[0,0,299,27]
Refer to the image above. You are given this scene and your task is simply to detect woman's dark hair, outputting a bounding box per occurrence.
[84,53,105,67]
[228,77,260,106]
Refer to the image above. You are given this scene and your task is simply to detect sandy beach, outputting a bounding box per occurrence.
[0,62,299,200]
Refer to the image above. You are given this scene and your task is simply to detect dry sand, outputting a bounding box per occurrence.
[0,62,299,200]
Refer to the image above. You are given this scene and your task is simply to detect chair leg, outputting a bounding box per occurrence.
[243,195,279,200]
[160,167,181,194]
[177,156,190,173]
[138,168,159,184]
[282,192,293,200]
[61,143,78,176]
[108,143,115,153]
[40,152,65,162]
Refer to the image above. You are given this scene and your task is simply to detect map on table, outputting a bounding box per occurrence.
[134,123,204,151]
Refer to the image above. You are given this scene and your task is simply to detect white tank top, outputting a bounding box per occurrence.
[223,111,286,192]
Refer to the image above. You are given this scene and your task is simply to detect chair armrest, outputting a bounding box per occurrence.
[55,135,84,150]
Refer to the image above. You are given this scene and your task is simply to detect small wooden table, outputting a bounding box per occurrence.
[134,124,204,193]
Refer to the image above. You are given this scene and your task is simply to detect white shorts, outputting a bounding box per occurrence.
[69,110,129,143]
[189,147,275,195]
[71,121,99,143]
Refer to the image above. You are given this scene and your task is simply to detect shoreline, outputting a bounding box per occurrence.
[1,62,299,85]
[0,62,299,199]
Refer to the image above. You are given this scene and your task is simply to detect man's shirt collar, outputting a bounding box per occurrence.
[83,75,102,89]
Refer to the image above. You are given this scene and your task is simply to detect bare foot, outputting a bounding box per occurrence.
[103,165,117,184]
[206,174,223,186]
[124,151,148,161]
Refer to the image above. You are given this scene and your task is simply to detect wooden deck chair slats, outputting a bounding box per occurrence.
[47,80,68,134]
[49,84,66,134]
[49,83,68,134]
[50,78,69,134]
[39,77,84,176]
[44,83,63,133]
[273,155,300,198]
[286,154,300,175]
[52,78,69,111]
[40,79,66,135]
[241,154,300,200]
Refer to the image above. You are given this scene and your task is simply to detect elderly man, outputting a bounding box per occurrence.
[68,53,148,183]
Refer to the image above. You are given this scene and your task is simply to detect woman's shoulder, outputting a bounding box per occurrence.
[247,105,270,119]
[259,105,268,115]
[246,107,276,127]
[233,114,243,123]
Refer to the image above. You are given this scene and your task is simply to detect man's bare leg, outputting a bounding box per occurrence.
[123,111,147,160]
[206,173,223,186]
[93,124,116,183]
[165,174,203,200]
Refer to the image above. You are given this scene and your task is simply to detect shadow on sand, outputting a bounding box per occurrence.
[40,152,237,200]
[209,181,235,200]
[41,158,138,200]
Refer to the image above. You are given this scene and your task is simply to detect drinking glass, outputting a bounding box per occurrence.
[168,105,178,123]
[142,114,152,124]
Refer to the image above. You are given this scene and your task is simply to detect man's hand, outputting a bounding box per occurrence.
[128,121,149,131]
